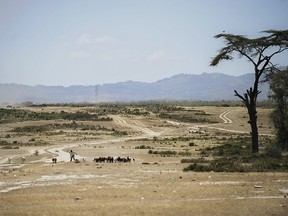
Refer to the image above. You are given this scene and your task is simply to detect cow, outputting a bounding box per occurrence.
[106,156,114,163]
[21,157,26,163]
[93,157,106,163]
[115,156,131,163]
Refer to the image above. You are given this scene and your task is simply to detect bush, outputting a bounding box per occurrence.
[148,149,158,154]
[264,144,281,158]
[183,154,288,172]
[0,140,20,149]
[189,142,196,147]
[148,150,177,157]
[181,157,206,163]
[136,145,153,149]
[178,151,192,156]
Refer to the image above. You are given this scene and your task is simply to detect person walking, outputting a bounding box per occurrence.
[69,150,76,162]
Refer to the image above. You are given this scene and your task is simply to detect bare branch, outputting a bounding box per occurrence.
[234,90,249,107]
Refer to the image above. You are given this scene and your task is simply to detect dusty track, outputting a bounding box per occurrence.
[202,109,250,134]
[185,110,248,134]
[219,110,233,123]
[112,115,161,137]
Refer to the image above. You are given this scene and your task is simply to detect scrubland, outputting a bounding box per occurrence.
[0,103,287,216]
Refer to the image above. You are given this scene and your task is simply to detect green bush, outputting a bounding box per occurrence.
[183,154,288,172]
[136,145,153,149]
[148,149,157,154]
[0,140,20,149]
[148,150,177,157]
[178,151,192,156]
[264,144,281,158]
[181,157,206,163]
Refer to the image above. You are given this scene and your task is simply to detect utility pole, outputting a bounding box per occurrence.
[95,85,99,105]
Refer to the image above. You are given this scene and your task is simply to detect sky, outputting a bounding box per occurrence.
[0,0,288,86]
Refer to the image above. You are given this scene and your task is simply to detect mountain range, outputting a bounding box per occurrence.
[0,73,270,104]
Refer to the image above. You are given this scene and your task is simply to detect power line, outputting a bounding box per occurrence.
[95,85,99,104]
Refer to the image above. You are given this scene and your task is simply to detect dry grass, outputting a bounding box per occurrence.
[0,105,287,216]
[1,162,288,216]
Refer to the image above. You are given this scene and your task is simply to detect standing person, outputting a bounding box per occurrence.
[70,150,76,162]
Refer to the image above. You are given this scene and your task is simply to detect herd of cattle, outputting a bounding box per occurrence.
[93,156,134,163]
[6,156,134,164]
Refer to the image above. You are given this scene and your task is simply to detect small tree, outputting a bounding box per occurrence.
[269,68,288,151]
[210,30,288,153]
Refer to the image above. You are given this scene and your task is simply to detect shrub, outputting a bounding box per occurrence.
[183,163,207,172]
[181,157,206,163]
[264,144,282,158]
[148,150,177,157]
[136,145,153,149]
[183,154,288,172]
[148,149,157,154]
[178,151,192,156]
[189,142,196,147]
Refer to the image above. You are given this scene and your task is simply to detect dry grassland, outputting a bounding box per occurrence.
[0,105,287,216]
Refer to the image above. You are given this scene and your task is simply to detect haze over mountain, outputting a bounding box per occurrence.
[0,73,269,104]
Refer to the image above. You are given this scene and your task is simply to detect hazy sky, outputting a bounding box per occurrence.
[1,0,288,86]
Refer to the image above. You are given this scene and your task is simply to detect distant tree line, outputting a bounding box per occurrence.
[0,108,112,123]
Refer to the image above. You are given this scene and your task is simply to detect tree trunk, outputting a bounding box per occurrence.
[248,100,259,153]
[249,112,259,153]
[235,90,260,153]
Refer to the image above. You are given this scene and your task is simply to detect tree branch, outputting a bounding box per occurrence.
[234,90,249,107]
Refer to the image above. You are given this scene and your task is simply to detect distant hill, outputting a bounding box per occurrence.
[0,73,270,104]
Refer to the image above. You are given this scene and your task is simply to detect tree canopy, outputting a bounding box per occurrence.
[210,29,288,153]
[269,67,288,151]
[210,30,288,68]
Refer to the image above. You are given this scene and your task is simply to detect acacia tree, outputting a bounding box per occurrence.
[210,30,288,153]
[269,68,288,151]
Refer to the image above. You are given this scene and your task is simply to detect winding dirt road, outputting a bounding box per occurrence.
[201,109,251,134]
[1,115,162,164]
[184,109,246,134]
[219,110,233,123]
[112,115,161,137]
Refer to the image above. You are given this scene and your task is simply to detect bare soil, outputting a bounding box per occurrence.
[0,106,287,216]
